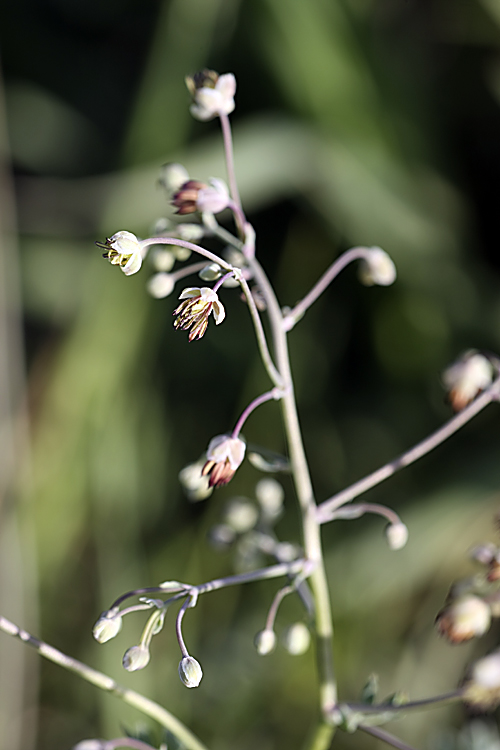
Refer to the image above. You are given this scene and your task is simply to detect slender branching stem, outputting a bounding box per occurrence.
[0,616,209,750]
[232,388,282,439]
[327,502,402,525]
[283,247,374,332]
[343,690,463,716]
[317,377,500,522]
[238,274,283,387]
[218,112,245,237]
[358,724,418,750]
[175,598,191,658]
[265,584,295,631]
[140,237,232,270]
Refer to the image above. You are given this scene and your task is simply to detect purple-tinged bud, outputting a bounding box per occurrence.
[202,435,246,488]
[254,629,277,655]
[436,595,491,644]
[470,543,497,567]
[178,656,203,688]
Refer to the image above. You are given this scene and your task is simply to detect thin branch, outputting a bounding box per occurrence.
[232,388,282,438]
[0,616,209,750]
[317,379,500,522]
[140,237,232,270]
[238,273,283,387]
[283,247,373,332]
[218,112,245,237]
[358,724,418,750]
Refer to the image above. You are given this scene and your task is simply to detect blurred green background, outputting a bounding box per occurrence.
[2,1,500,749]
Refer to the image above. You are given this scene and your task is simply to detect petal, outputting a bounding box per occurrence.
[178,287,202,300]
[216,73,236,100]
[198,287,219,303]
[211,300,226,324]
[122,252,142,276]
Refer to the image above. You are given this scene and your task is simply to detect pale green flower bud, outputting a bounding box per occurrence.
[177,223,205,242]
[178,655,203,688]
[123,644,150,671]
[147,273,175,299]
[223,497,259,534]
[172,245,192,261]
[281,622,311,655]
[178,458,213,501]
[358,247,396,286]
[152,248,175,272]
[73,741,106,750]
[160,162,190,193]
[385,522,409,550]
[255,478,284,517]
[275,541,300,563]
[199,263,222,281]
[254,629,277,655]
[92,611,122,643]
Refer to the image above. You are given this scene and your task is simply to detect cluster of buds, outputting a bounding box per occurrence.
[442,351,493,412]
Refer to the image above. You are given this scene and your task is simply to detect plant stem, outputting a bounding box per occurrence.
[232,388,281,438]
[316,378,500,522]
[283,247,374,332]
[140,237,232,270]
[218,112,245,237]
[0,616,209,750]
[246,255,337,742]
[358,724,417,750]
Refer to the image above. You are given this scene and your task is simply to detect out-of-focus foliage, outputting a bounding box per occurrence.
[2,1,500,749]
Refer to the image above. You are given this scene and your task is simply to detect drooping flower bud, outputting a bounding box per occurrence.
[223,497,259,533]
[281,622,311,655]
[254,629,277,655]
[385,522,409,551]
[178,655,203,688]
[122,644,150,672]
[202,434,246,488]
[199,263,223,282]
[97,231,143,276]
[463,650,500,708]
[172,180,207,215]
[147,273,175,299]
[92,611,123,643]
[443,351,493,412]
[186,70,236,121]
[436,595,491,643]
[358,247,397,287]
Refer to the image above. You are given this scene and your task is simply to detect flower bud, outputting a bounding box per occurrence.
[255,478,284,518]
[281,622,311,655]
[178,655,203,688]
[152,248,175,272]
[122,644,150,672]
[436,595,491,643]
[463,650,500,708]
[443,351,493,412]
[223,497,259,534]
[177,223,205,242]
[93,611,122,644]
[199,263,223,282]
[385,522,409,551]
[147,273,175,299]
[72,741,106,750]
[208,523,237,550]
[275,541,300,563]
[254,629,277,655]
[358,247,397,287]
[178,459,213,501]
[159,162,190,193]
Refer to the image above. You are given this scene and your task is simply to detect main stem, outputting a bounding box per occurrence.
[247,256,337,747]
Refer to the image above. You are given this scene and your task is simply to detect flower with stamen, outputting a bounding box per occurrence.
[97,231,143,276]
[202,434,246,488]
[186,69,236,121]
[173,287,225,341]
[443,351,493,412]
[172,178,229,215]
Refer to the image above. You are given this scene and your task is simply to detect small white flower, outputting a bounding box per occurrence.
[443,351,493,411]
[436,595,491,643]
[464,650,500,708]
[202,434,246,488]
[358,247,397,286]
[178,655,203,688]
[98,230,143,276]
[187,71,236,121]
[147,273,175,299]
[173,287,225,341]
[196,178,230,214]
